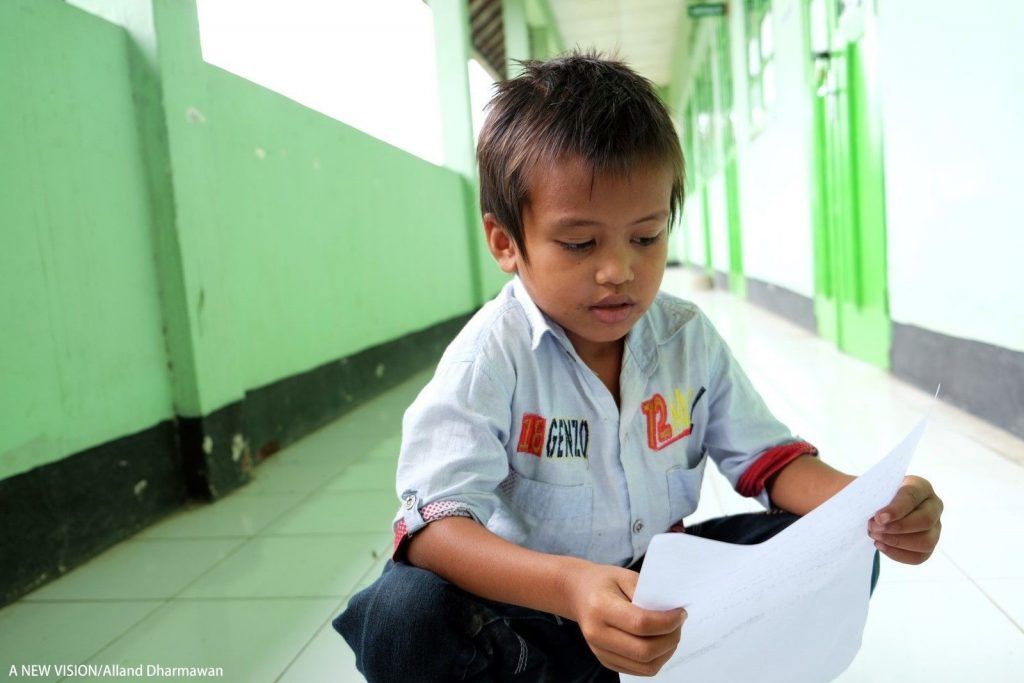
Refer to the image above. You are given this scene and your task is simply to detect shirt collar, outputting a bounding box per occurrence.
[510,276,577,354]
[512,276,662,377]
[625,306,658,378]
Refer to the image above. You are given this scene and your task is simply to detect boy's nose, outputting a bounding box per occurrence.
[595,249,634,286]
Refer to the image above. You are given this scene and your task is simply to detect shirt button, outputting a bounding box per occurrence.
[633,520,644,534]
[403,496,415,510]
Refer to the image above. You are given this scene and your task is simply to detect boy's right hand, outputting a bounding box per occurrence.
[566,562,685,677]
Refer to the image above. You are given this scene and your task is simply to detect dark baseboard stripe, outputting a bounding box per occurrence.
[891,322,1024,440]
[712,269,730,292]
[0,313,470,607]
[681,266,1021,442]
[745,276,817,333]
[0,421,187,607]
[241,313,471,468]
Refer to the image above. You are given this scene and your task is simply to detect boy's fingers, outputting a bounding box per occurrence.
[875,541,931,565]
[870,525,940,553]
[595,647,673,677]
[870,499,942,534]
[615,569,640,601]
[874,479,931,524]
[606,603,686,637]
[593,624,681,664]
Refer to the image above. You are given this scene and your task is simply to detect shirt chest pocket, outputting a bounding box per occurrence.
[494,472,593,558]
[665,451,708,525]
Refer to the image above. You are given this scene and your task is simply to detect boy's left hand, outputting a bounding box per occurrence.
[868,475,943,564]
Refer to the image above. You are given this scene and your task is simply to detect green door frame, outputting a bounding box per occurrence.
[714,14,746,298]
[692,54,716,277]
[806,0,890,368]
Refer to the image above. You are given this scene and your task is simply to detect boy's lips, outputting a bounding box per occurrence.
[589,296,635,324]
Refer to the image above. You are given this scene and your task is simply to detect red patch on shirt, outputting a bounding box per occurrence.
[516,413,546,456]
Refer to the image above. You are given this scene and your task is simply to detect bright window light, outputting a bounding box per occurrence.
[468,58,497,147]
[196,0,444,165]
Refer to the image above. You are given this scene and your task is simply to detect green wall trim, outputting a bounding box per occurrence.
[701,185,713,272]
[806,0,891,370]
[665,7,695,115]
[725,156,746,298]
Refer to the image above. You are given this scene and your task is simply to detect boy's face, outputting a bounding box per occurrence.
[486,156,672,363]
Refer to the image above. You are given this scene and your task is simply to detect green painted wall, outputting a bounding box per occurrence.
[0,1,175,481]
[1,0,483,481]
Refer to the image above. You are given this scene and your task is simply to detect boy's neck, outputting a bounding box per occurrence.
[567,335,625,406]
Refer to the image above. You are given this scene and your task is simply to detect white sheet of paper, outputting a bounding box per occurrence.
[625,416,928,683]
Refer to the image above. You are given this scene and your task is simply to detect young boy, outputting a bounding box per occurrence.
[334,53,943,681]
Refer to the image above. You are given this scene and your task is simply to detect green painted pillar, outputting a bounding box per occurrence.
[149,0,252,495]
[63,4,201,418]
[431,0,495,303]
[73,0,252,497]
[526,0,565,55]
[430,0,476,180]
[503,0,530,76]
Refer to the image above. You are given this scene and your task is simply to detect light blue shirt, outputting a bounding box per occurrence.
[395,277,802,567]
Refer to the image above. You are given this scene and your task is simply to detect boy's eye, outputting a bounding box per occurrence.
[558,240,595,252]
[633,233,663,246]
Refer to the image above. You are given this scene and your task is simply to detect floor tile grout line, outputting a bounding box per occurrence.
[56,598,171,681]
[7,377,420,678]
[65,532,261,670]
[272,596,352,683]
[274,539,393,683]
[160,436,402,602]
[56,447,401,674]
[941,550,1024,636]
[74,437,399,606]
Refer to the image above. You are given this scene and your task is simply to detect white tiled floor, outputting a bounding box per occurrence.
[1,267,1021,681]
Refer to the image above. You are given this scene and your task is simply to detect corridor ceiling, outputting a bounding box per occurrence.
[468,0,691,88]
[548,0,686,87]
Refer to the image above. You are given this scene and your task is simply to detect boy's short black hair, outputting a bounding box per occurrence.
[477,51,685,259]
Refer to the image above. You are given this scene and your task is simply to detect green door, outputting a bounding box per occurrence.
[807,0,890,368]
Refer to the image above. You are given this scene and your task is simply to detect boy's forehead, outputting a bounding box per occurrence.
[524,155,673,212]
[524,156,595,196]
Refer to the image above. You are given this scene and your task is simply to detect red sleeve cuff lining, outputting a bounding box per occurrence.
[392,519,411,562]
[736,441,818,499]
[391,501,475,562]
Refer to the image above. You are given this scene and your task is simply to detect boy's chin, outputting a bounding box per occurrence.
[567,322,635,348]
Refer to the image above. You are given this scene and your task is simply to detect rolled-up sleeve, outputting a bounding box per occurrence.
[700,315,818,509]
[391,358,512,559]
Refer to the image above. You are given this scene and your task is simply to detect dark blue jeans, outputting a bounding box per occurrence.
[333,512,880,682]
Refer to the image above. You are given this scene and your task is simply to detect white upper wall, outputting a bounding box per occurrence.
[734,0,815,297]
[878,1,1024,352]
[196,0,444,165]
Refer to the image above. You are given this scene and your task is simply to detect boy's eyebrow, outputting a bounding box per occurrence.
[550,211,669,230]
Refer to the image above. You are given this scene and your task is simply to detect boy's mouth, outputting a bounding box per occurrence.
[589,296,635,324]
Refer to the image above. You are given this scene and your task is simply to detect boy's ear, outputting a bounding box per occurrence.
[483,213,519,274]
